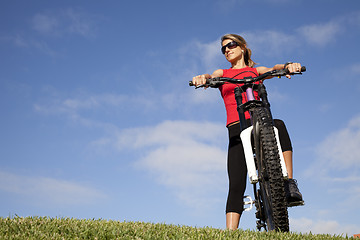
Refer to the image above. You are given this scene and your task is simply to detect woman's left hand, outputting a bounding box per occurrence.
[285,62,302,79]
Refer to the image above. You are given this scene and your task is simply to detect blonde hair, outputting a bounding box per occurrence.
[221,34,256,67]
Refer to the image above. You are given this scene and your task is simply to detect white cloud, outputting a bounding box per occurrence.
[33,85,222,131]
[34,89,228,211]
[32,8,96,37]
[179,39,223,74]
[2,34,60,57]
[266,86,289,103]
[116,120,225,149]
[116,120,228,210]
[194,40,223,73]
[290,217,359,236]
[296,11,360,48]
[350,62,360,74]
[346,11,360,27]
[224,12,360,57]
[243,30,298,57]
[65,8,95,37]
[316,115,360,171]
[0,171,107,206]
[187,88,220,105]
[215,0,296,13]
[13,35,29,47]
[34,92,134,118]
[2,8,97,56]
[304,115,360,213]
[304,115,360,183]
[297,21,342,47]
[32,14,60,35]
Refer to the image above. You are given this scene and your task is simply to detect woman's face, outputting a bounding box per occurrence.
[222,39,243,63]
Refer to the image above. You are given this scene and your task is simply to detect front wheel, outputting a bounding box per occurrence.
[253,107,289,232]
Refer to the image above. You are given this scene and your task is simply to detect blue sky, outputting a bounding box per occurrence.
[1,0,360,236]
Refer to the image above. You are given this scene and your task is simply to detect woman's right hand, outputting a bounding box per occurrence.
[192,74,211,86]
[192,70,223,87]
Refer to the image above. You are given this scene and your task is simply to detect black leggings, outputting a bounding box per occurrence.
[225,119,292,214]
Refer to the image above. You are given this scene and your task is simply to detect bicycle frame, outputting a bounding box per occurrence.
[233,80,290,231]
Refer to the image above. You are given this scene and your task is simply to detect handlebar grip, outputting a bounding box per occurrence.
[189,78,213,87]
[285,66,306,74]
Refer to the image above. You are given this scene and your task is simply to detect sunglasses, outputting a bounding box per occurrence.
[221,41,239,54]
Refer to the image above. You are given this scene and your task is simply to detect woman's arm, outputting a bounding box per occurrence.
[256,62,302,79]
[256,64,284,74]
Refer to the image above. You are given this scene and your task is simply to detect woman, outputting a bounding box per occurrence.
[192,34,303,230]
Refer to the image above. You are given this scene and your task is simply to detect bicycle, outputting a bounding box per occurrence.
[189,66,306,232]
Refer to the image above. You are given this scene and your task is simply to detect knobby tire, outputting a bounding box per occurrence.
[253,107,289,232]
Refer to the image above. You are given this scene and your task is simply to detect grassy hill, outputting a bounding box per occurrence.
[0,216,355,239]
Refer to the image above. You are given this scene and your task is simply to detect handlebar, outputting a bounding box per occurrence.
[189,66,306,88]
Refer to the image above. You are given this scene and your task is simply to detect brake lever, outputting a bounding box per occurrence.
[195,84,207,89]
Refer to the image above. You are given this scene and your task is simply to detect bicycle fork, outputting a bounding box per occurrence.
[241,125,288,184]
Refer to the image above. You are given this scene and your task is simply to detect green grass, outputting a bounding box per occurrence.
[0,216,355,239]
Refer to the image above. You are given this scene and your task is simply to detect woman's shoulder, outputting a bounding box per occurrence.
[212,69,224,77]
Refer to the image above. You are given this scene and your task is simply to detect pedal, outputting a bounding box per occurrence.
[288,200,305,207]
[243,195,255,211]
